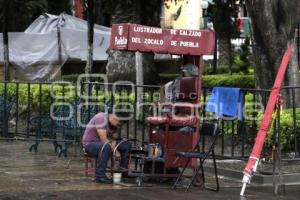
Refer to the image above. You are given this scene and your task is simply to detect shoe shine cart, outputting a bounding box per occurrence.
[109,23,215,185]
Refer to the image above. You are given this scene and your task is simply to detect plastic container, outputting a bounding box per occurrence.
[113,173,122,184]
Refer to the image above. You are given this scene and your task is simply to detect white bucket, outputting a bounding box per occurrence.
[113,173,122,184]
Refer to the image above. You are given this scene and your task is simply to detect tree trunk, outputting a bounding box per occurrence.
[106,1,159,84]
[284,39,300,107]
[245,0,300,90]
[218,37,232,73]
[106,50,136,83]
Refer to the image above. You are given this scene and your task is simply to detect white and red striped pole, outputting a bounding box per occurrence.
[240,45,294,196]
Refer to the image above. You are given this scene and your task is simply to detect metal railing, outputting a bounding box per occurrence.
[0,81,299,160]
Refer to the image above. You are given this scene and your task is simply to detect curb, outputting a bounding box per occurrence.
[204,166,300,186]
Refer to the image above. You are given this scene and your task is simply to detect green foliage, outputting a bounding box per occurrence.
[0,83,78,114]
[203,64,244,75]
[0,0,71,32]
[234,37,251,73]
[99,0,161,26]
[209,0,240,38]
[62,74,81,83]
[47,0,71,15]
[61,74,108,84]
[0,83,48,114]
[0,0,48,31]
[203,63,254,75]
[256,108,300,152]
[158,72,255,88]
[204,39,253,75]
[202,74,255,88]
[0,82,159,115]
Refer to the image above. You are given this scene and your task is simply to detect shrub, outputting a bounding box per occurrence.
[0,83,77,114]
[159,73,255,88]
[256,108,300,152]
[202,74,255,88]
[61,74,108,84]
[0,82,159,115]
[203,64,242,75]
[233,37,252,74]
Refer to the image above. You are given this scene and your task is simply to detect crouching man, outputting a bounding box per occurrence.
[82,112,131,184]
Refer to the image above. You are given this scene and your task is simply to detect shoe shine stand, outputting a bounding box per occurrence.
[109,23,215,185]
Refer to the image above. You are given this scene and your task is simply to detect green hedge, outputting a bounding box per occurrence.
[1,73,255,115]
[202,74,255,88]
[61,74,108,84]
[158,73,255,88]
[202,65,242,75]
[61,74,79,83]
[0,83,77,114]
[256,108,300,152]
[0,83,156,115]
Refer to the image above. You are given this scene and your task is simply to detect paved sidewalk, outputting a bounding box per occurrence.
[1,187,300,200]
[0,141,299,200]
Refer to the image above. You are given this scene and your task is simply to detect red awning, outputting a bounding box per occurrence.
[110,23,215,56]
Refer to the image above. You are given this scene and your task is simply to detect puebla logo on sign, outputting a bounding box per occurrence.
[118,25,124,36]
[114,25,127,48]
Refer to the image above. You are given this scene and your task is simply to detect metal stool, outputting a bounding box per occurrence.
[83,153,97,176]
[83,153,115,177]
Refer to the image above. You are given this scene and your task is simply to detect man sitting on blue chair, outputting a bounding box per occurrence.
[82,112,131,184]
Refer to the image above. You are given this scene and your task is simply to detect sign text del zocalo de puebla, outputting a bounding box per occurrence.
[110,23,215,56]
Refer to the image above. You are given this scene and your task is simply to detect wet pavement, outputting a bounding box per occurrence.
[0,141,299,200]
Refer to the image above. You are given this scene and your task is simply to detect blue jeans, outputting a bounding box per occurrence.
[84,140,131,179]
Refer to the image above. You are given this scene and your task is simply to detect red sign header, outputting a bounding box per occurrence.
[110,23,215,56]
